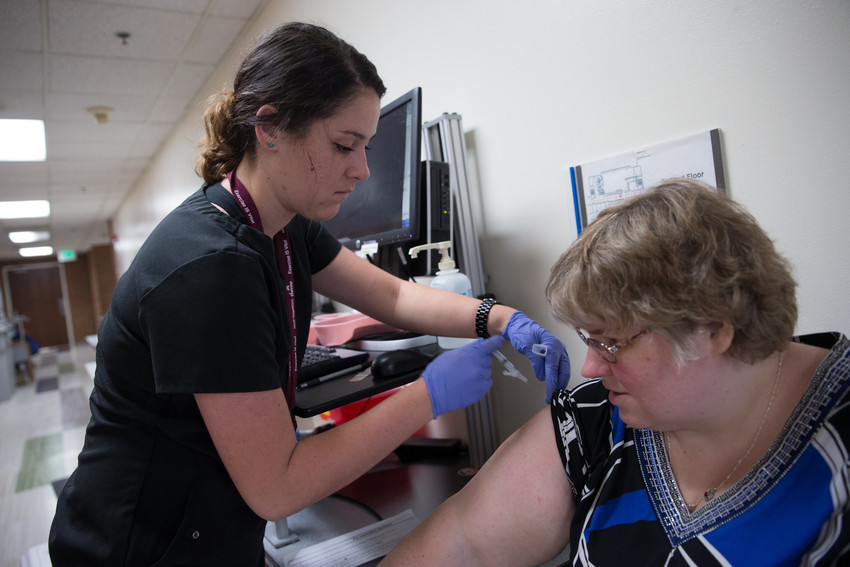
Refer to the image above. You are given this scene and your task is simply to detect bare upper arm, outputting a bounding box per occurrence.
[383,407,574,566]
[458,407,574,565]
[195,388,298,519]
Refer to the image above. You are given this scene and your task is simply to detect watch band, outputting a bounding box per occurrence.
[475,297,498,338]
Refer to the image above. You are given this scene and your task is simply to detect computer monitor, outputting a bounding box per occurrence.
[322,87,422,252]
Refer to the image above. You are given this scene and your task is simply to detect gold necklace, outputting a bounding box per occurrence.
[666,351,784,511]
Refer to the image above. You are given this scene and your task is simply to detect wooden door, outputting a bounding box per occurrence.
[8,265,69,348]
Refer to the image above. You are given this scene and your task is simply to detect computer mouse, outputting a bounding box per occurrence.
[371,349,433,380]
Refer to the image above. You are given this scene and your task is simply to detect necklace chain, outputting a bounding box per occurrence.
[666,351,784,511]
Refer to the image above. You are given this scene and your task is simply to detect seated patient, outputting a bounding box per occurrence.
[381,178,850,566]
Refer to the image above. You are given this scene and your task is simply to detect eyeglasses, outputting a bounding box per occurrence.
[574,328,647,364]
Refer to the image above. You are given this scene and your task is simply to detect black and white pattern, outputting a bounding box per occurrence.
[551,333,850,566]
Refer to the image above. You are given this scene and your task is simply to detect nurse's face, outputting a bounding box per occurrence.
[268,88,380,221]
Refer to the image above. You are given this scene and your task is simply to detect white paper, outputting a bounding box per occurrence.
[286,509,420,567]
[572,129,724,227]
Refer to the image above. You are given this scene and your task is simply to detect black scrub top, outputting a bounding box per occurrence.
[48,183,341,566]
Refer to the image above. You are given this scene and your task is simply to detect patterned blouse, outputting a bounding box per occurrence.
[551,332,850,566]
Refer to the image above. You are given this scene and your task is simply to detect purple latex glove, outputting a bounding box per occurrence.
[423,335,504,418]
[502,311,571,402]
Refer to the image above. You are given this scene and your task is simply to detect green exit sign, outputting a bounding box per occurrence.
[57,249,77,262]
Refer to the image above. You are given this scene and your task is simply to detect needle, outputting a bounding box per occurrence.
[492,350,528,383]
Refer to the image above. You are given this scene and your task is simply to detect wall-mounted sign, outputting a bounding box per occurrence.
[569,129,726,233]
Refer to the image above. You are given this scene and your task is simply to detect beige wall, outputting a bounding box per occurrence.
[112,0,850,442]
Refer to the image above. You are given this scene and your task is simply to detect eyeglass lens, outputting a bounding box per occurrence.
[575,329,618,363]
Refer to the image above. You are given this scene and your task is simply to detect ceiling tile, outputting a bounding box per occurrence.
[212,0,267,19]
[0,185,50,200]
[51,198,106,216]
[164,61,217,97]
[129,139,163,159]
[0,90,46,119]
[0,163,49,187]
[0,52,45,92]
[47,160,136,184]
[185,16,246,64]
[50,184,111,202]
[47,121,142,144]
[0,0,43,52]
[135,123,174,143]
[0,0,272,259]
[46,92,157,122]
[47,139,135,160]
[49,0,200,60]
[92,0,210,14]
[148,96,193,122]
[50,55,174,95]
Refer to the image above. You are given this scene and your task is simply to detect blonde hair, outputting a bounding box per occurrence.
[546,179,796,363]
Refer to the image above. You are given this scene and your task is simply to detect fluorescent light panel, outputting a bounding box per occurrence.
[19,246,53,257]
[0,119,46,161]
[9,230,50,244]
[0,200,50,219]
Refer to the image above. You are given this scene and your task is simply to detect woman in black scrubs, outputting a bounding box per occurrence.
[48,22,569,565]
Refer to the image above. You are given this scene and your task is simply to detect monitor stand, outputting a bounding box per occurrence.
[264,495,384,565]
[265,517,298,548]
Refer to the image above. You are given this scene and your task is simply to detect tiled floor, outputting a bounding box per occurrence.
[0,343,95,567]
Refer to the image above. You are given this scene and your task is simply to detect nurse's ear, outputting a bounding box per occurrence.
[255,104,279,150]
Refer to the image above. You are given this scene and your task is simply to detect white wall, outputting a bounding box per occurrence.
[112,0,850,442]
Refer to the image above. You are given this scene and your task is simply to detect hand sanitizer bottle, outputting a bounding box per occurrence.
[409,241,475,349]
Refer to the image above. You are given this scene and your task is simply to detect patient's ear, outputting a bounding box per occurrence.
[705,320,734,356]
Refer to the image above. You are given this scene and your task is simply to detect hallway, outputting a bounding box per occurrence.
[0,343,95,567]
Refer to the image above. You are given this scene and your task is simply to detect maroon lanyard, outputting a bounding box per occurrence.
[226,172,298,405]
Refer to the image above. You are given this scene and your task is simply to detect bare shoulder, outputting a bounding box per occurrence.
[788,340,832,378]
[783,340,834,405]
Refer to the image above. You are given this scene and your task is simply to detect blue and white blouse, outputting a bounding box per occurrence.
[551,332,850,566]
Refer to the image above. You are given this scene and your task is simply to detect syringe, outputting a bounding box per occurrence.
[492,350,528,383]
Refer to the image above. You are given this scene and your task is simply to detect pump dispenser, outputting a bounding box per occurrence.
[409,241,474,349]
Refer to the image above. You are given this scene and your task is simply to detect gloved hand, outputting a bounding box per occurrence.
[503,311,570,403]
[422,335,504,418]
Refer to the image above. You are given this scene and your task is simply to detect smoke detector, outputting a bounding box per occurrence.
[86,106,115,125]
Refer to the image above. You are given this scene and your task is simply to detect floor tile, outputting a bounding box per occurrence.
[37,353,57,367]
[16,434,64,493]
[58,363,75,375]
[60,388,89,428]
[35,378,58,393]
[0,342,96,567]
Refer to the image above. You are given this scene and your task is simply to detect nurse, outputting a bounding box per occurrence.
[48,22,569,565]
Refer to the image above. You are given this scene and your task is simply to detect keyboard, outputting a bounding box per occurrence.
[299,344,369,383]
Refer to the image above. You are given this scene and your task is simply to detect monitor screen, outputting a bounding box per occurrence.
[322,87,422,251]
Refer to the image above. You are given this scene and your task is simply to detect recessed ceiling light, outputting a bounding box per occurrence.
[19,246,53,258]
[9,230,50,244]
[0,200,50,219]
[0,119,46,161]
